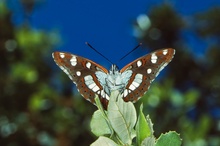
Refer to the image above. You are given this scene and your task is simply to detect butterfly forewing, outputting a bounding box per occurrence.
[52,52,109,105]
[120,48,175,102]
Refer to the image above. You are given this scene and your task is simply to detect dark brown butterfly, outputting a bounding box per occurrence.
[52,48,175,109]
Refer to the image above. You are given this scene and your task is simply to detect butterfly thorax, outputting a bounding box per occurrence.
[106,65,124,90]
[99,64,131,96]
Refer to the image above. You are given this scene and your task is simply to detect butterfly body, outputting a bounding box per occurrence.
[96,64,132,99]
[52,48,175,109]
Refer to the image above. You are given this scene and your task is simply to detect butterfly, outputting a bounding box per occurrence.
[52,48,175,109]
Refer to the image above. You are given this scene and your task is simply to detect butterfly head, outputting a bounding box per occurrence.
[109,64,120,75]
[105,64,126,94]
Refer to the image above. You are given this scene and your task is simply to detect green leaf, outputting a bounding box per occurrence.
[155,131,182,146]
[90,110,112,136]
[91,136,118,146]
[141,136,155,146]
[145,115,154,136]
[136,104,153,145]
[107,90,137,145]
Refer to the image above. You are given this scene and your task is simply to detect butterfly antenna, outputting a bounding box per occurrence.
[119,43,142,61]
[85,42,114,65]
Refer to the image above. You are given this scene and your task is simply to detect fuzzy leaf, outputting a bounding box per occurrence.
[155,131,182,146]
[136,104,153,145]
[141,136,155,146]
[107,90,137,145]
[90,110,111,136]
[91,136,118,146]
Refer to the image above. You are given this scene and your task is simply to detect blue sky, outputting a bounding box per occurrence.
[8,0,220,69]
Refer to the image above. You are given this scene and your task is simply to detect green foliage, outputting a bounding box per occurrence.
[0,1,9,18]
[134,4,220,145]
[0,1,95,146]
[90,91,182,146]
[107,91,136,144]
[90,110,111,136]
[91,136,118,146]
[1,1,220,146]
[155,131,181,146]
[136,105,153,145]
[195,7,220,37]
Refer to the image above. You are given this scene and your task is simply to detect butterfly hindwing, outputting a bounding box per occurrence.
[52,52,109,106]
[120,48,175,102]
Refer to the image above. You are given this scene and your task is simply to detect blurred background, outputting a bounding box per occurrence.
[1,0,220,145]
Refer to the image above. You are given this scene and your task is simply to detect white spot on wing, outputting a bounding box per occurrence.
[86,62,91,69]
[129,84,136,91]
[60,53,65,58]
[163,49,168,55]
[106,94,110,100]
[133,74,142,83]
[76,71,81,76]
[147,68,152,74]
[84,75,93,81]
[92,86,100,92]
[96,67,101,71]
[123,89,128,97]
[137,60,142,67]
[71,62,77,66]
[70,56,77,66]
[70,55,77,61]
[88,83,96,89]
[85,80,94,86]
[151,53,157,64]
[84,75,101,92]
[101,90,105,97]
[134,78,142,84]
[132,81,140,87]
[136,73,143,80]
